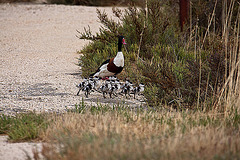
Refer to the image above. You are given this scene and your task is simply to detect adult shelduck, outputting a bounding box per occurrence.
[90,36,126,79]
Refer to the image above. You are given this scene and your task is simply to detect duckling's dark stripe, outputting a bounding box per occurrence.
[107,58,123,74]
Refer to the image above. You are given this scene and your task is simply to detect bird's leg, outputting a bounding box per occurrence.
[118,92,123,96]
[77,86,84,96]
[113,93,118,97]
[127,88,132,98]
[76,88,81,96]
[85,90,88,98]
[128,92,132,98]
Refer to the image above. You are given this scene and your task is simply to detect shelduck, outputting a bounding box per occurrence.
[90,36,126,79]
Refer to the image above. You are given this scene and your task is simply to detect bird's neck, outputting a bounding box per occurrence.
[118,42,123,52]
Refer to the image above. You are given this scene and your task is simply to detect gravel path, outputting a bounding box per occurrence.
[0,3,145,160]
[0,3,144,115]
[0,3,103,114]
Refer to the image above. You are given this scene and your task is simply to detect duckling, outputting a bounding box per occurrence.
[76,78,88,96]
[132,83,145,99]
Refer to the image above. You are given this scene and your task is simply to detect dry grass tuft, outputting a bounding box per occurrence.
[33,106,240,160]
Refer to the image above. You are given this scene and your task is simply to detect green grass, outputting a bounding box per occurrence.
[0,114,13,134]
[0,112,50,142]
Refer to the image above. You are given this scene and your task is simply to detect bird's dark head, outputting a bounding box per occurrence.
[118,35,126,45]
[118,35,126,52]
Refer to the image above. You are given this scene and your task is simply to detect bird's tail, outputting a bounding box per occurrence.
[89,72,95,77]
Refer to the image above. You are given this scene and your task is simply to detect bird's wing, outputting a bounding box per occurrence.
[90,59,110,77]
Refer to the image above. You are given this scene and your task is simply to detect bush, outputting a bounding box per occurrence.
[77,0,239,110]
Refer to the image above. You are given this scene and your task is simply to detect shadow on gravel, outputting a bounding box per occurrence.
[66,72,82,76]
[76,94,145,107]
[9,83,69,97]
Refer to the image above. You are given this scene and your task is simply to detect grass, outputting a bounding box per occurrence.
[33,103,240,160]
[0,112,50,142]
[1,102,240,159]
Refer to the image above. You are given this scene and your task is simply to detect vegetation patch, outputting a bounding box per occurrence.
[0,112,50,142]
[33,103,240,160]
[77,0,239,111]
[1,102,239,159]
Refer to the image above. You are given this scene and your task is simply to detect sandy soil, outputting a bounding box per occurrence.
[0,3,144,160]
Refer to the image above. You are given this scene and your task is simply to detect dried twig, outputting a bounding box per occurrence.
[137,0,148,62]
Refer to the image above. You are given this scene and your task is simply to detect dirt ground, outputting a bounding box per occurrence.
[0,3,145,160]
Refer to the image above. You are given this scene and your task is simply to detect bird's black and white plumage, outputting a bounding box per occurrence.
[76,77,98,97]
[76,76,145,100]
[132,83,145,99]
[76,78,88,96]
[99,80,111,98]
[121,80,133,98]
[90,36,126,78]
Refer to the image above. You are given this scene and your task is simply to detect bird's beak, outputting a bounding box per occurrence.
[122,38,127,45]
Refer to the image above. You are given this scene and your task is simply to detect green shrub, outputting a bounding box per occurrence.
[77,0,239,109]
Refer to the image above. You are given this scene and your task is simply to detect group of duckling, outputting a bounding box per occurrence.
[76,76,144,99]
